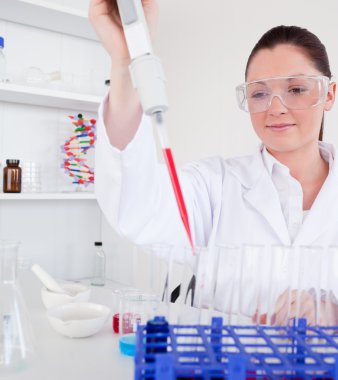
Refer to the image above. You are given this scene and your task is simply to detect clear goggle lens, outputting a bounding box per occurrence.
[236,75,330,113]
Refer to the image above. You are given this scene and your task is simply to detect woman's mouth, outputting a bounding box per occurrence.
[266,123,295,131]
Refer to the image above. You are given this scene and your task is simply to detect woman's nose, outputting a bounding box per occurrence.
[267,94,288,115]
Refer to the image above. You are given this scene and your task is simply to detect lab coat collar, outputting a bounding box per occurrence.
[227,142,338,246]
[225,144,266,189]
[227,145,291,245]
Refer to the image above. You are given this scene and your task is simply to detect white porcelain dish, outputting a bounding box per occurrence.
[47,302,110,338]
[41,282,91,309]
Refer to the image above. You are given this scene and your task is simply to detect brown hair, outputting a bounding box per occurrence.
[245,25,332,141]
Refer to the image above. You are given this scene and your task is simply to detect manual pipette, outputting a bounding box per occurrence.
[116,0,194,252]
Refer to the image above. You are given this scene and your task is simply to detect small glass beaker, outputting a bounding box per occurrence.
[21,161,42,193]
[118,289,158,356]
[0,240,35,373]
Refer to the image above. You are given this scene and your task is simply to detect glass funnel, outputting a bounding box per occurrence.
[0,240,35,373]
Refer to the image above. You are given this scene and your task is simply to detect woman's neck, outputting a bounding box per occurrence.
[267,142,329,210]
[268,142,327,182]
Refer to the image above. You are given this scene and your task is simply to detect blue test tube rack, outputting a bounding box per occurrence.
[134,316,338,379]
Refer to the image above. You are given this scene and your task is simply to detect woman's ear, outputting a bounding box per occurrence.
[325,81,336,111]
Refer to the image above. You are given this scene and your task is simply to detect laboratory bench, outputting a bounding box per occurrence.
[12,273,338,379]
[13,272,134,380]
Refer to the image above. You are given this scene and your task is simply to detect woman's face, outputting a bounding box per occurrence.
[246,44,336,155]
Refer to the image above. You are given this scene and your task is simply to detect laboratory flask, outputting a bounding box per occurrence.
[0,240,35,373]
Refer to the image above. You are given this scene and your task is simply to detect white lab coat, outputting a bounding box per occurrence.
[95,111,338,249]
[95,105,338,318]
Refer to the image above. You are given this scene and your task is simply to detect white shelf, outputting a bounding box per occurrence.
[0,0,98,41]
[0,82,101,111]
[0,192,96,200]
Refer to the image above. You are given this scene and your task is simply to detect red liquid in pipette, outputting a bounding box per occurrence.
[162,148,194,253]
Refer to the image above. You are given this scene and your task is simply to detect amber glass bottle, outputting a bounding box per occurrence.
[3,160,21,193]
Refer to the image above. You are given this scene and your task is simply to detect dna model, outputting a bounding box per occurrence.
[61,113,96,187]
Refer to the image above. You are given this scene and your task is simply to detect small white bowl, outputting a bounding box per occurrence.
[47,302,110,338]
[41,282,91,309]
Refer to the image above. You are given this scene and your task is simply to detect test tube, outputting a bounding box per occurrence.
[212,244,241,325]
[175,246,199,325]
[148,244,174,319]
[193,246,220,324]
[320,246,338,326]
[238,244,266,326]
[265,245,293,326]
[133,244,173,319]
[285,246,322,326]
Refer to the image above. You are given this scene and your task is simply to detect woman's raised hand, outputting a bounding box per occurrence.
[88,0,158,65]
[88,0,159,149]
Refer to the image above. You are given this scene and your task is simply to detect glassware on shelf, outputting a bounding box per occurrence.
[23,66,61,88]
[21,161,42,193]
[0,240,35,373]
[17,64,107,95]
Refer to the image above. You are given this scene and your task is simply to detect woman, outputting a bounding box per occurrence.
[89,0,337,324]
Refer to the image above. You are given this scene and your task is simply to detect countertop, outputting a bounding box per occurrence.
[10,272,134,380]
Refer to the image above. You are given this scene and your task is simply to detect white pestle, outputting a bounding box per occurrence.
[31,264,68,294]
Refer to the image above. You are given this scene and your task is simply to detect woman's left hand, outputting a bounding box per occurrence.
[271,289,338,326]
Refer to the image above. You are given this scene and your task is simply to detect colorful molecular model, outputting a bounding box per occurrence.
[61,114,96,187]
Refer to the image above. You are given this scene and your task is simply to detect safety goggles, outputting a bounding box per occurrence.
[236,75,330,114]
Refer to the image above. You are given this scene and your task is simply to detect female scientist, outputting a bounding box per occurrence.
[89,0,337,324]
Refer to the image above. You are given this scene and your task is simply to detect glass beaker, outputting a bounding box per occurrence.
[0,240,35,373]
[118,289,158,356]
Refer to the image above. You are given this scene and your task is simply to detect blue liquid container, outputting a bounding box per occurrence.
[119,333,136,356]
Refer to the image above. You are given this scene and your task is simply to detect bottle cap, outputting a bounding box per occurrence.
[6,159,20,165]
[94,242,102,246]
[146,316,169,355]
[0,37,4,49]
[146,316,169,331]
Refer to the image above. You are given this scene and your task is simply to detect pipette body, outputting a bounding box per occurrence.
[116,0,168,116]
[116,0,194,251]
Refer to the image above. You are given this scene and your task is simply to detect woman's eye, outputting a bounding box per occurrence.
[251,92,269,99]
[289,87,307,95]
